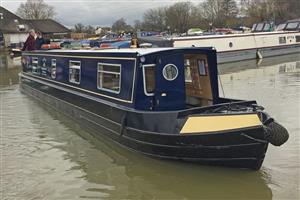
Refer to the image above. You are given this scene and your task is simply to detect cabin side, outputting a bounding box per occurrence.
[134,48,219,111]
[21,50,138,108]
[21,48,220,112]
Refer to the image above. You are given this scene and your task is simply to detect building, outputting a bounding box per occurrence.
[0,6,28,48]
[25,19,70,40]
[0,6,70,49]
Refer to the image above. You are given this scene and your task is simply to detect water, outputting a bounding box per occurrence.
[0,52,299,200]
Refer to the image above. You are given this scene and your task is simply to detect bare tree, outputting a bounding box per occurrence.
[17,0,55,19]
[133,20,143,31]
[74,23,85,33]
[143,8,167,32]
[111,18,133,33]
[165,2,194,33]
[240,0,300,26]
[221,0,238,18]
[84,25,95,34]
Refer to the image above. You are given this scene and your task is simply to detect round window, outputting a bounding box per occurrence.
[162,64,178,81]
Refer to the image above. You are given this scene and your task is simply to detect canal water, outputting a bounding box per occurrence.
[0,52,299,199]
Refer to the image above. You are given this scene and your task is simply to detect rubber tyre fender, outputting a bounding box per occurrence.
[265,121,289,146]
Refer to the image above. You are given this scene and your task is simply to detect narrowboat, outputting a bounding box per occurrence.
[20,47,289,170]
[139,20,300,63]
[172,29,300,63]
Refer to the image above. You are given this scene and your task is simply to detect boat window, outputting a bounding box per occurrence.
[198,59,207,76]
[255,23,264,31]
[279,37,286,44]
[276,23,286,31]
[41,58,47,76]
[163,64,178,81]
[263,23,271,31]
[32,57,40,74]
[97,63,121,93]
[251,24,257,32]
[51,59,56,79]
[143,64,155,96]
[69,61,81,84]
[285,22,299,30]
[184,59,192,83]
[296,36,300,43]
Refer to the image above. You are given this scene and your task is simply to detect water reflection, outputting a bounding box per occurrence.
[218,53,300,75]
[0,53,21,88]
[1,52,299,199]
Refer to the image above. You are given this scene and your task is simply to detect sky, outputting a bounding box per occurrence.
[1,0,202,27]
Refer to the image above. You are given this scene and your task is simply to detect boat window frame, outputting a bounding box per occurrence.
[69,60,81,84]
[197,59,207,76]
[31,57,39,74]
[251,24,257,32]
[51,59,56,79]
[142,64,155,96]
[276,23,286,31]
[97,62,122,94]
[255,23,264,32]
[285,22,299,30]
[263,23,271,31]
[279,36,286,44]
[162,64,178,81]
[184,59,192,83]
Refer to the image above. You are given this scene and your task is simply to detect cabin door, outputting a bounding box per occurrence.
[184,54,213,106]
[153,55,185,111]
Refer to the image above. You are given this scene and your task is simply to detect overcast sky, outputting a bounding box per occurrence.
[1,0,202,27]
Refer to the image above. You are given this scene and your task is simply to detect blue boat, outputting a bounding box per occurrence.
[20,47,289,170]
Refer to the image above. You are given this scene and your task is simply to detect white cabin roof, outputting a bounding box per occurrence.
[172,30,296,40]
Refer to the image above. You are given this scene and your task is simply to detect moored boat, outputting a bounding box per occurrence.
[174,21,300,63]
[138,20,300,63]
[20,47,289,170]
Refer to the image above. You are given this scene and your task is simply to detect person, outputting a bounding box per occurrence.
[22,29,36,51]
[35,31,45,50]
[130,34,139,48]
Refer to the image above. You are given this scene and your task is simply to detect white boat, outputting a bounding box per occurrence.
[172,21,300,63]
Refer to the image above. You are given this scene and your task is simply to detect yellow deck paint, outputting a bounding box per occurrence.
[180,114,262,134]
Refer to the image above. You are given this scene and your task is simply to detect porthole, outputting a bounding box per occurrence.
[162,64,178,81]
[229,42,233,48]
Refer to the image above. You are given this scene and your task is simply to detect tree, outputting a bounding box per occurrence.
[84,25,95,34]
[240,0,300,26]
[165,2,195,33]
[143,8,167,32]
[221,0,238,18]
[220,0,239,27]
[74,23,85,33]
[17,0,55,19]
[111,18,133,33]
[133,20,143,31]
[199,0,239,28]
[200,0,222,28]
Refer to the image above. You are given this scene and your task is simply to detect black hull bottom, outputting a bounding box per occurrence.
[20,79,269,170]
